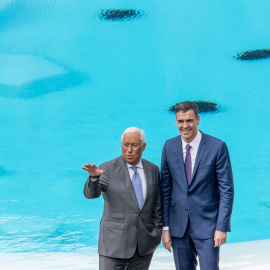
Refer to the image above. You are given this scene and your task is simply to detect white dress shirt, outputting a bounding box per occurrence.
[127,159,147,200]
[163,131,202,231]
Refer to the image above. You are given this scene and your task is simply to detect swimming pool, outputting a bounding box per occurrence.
[0,0,270,252]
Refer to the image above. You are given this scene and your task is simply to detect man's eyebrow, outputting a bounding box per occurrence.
[176,119,195,123]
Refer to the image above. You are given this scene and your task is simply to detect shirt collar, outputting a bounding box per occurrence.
[126,159,143,169]
[181,131,202,150]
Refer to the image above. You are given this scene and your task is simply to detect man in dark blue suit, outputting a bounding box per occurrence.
[160,101,234,270]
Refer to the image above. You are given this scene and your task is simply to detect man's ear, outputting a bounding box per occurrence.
[197,115,200,125]
[142,143,146,151]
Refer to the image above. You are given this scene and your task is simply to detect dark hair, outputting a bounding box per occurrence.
[175,101,199,118]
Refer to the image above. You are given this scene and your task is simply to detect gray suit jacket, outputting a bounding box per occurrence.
[84,156,162,259]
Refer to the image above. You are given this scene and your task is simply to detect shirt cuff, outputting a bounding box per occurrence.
[90,176,99,182]
[163,226,169,230]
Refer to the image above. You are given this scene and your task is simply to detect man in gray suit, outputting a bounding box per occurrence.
[82,127,162,270]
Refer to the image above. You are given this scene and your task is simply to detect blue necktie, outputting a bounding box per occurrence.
[185,144,192,185]
[131,166,144,208]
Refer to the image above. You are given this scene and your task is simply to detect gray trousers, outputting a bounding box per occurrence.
[99,248,153,270]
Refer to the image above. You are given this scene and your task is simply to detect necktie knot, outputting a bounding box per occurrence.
[186,144,191,152]
[131,166,137,172]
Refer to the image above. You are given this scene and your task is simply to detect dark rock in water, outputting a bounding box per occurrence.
[169,101,218,113]
[99,9,144,21]
[236,49,270,61]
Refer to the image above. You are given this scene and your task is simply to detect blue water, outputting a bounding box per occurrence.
[0,0,270,252]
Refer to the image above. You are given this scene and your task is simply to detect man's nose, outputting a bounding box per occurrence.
[183,122,188,128]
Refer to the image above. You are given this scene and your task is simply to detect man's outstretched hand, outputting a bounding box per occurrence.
[82,164,104,179]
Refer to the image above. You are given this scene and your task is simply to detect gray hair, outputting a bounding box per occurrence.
[121,127,145,145]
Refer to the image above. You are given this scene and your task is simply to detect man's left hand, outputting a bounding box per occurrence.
[214,230,227,248]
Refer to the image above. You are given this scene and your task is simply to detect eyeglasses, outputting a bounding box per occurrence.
[122,142,140,149]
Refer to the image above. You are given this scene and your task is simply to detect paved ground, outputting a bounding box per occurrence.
[0,239,269,269]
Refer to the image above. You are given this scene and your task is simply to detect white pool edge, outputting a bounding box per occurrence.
[0,239,269,269]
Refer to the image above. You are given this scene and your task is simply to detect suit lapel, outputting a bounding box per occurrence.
[176,136,188,189]
[191,133,206,182]
[117,156,139,208]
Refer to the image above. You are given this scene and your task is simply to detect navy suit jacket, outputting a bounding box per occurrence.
[160,132,234,239]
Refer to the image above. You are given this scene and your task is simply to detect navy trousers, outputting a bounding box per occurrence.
[171,220,219,270]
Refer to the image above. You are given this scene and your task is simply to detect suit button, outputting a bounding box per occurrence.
[185,208,188,212]
[187,194,190,198]
[139,213,141,216]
